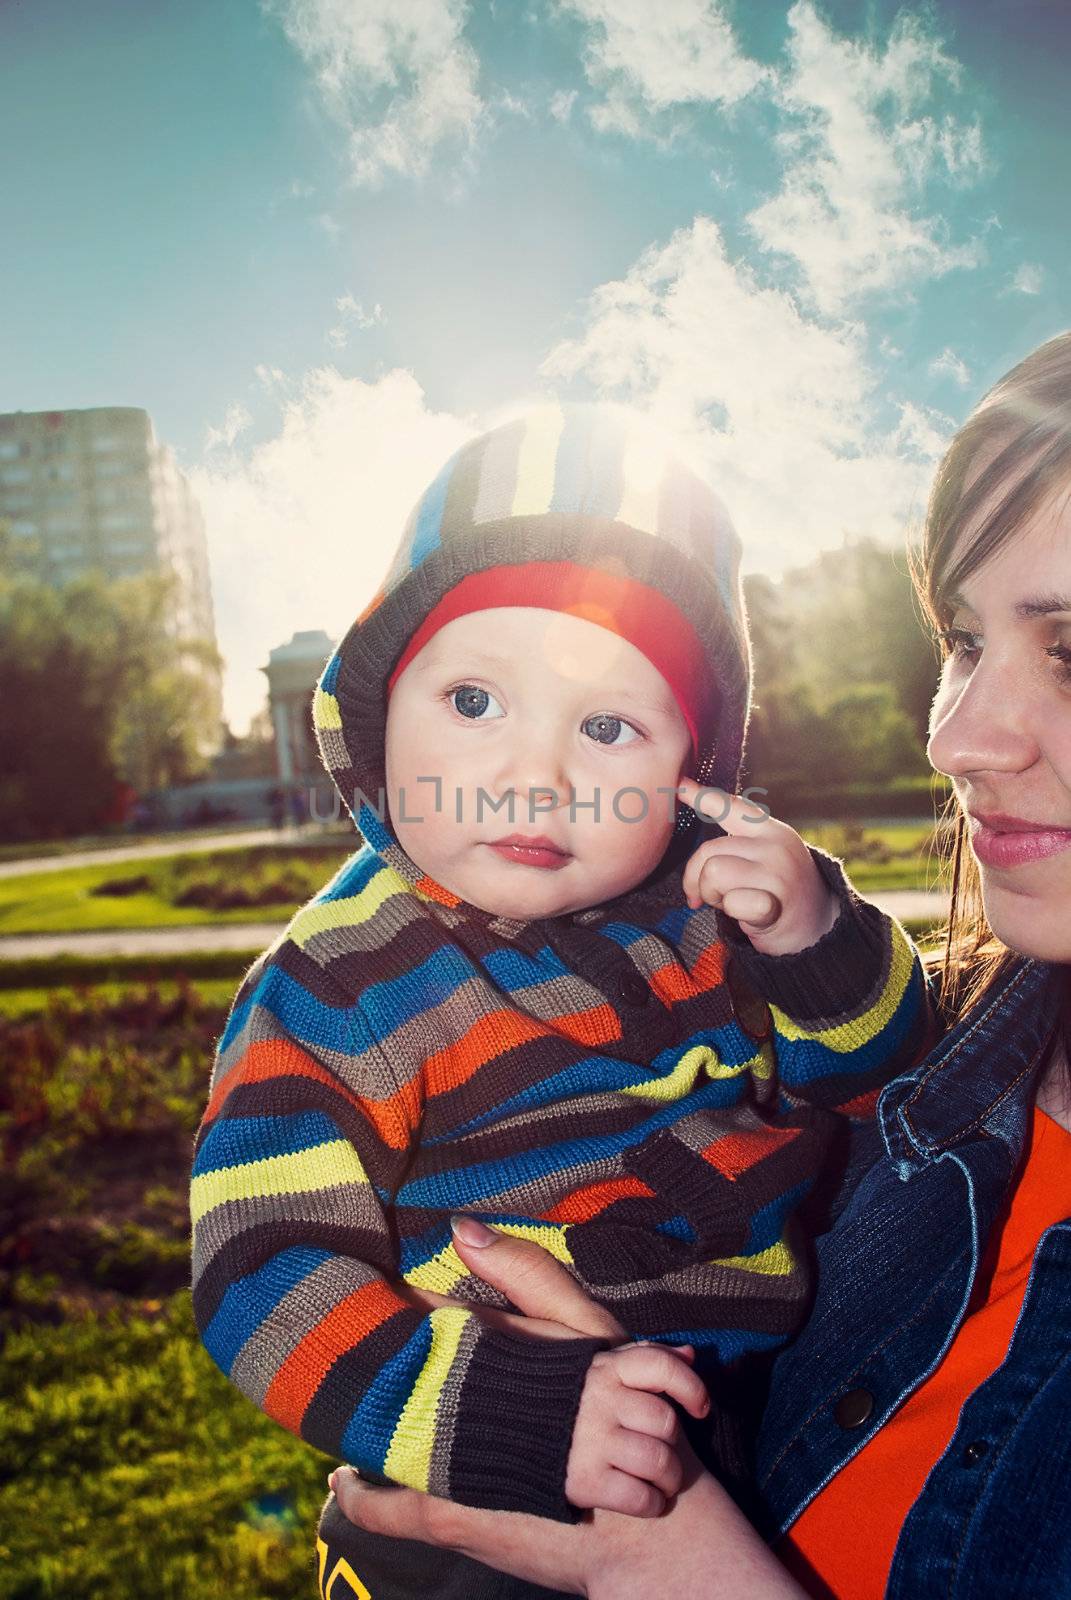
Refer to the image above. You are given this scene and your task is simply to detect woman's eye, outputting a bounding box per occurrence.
[448,684,504,720]
[938,626,983,663]
[1046,641,1071,687]
[582,712,640,747]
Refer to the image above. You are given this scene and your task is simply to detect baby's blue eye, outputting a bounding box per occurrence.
[583,713,639,747]
[450,685,504,720]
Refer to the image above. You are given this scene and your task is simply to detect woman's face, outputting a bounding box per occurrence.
[927,489,1071,963]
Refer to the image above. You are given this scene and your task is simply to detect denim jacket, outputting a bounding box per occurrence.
[755,956,1071,1597]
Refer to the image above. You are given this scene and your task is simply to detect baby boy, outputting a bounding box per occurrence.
[190,406,928,1598]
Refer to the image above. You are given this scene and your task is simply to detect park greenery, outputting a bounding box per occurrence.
[0,980,335,1599]
[0,526,223,842]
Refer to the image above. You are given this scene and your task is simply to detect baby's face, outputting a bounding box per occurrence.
[384,607,695,919]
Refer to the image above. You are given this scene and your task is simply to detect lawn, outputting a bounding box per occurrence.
[0,846,351,936]
[0,823,948,939]
[0,981,335,1599]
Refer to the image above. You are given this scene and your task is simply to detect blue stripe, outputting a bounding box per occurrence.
[743,1181,809,1255]
[339,1318,434,1470]
[424,1024,762,1144]
[479,943,572,989]
[397,1074,763,1208]
[202,1247,332,1374]
[774,968,922,1090]
[193,1109,343,1176]
[409,455,455,569]
[548,409,586,514]
[360,945,476,1042]
[582,413,625,518]
[320,650,341,694]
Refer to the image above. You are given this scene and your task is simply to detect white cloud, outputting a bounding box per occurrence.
[746,1,985,314]
[555,0,768,138]
[929,347,971,387]
[1010,262,1044,296]
[327,293,385,350]
[542,216,950,572]
[268,0,484,187]
[204,403,254,453]
[549,87,578,124]
[192,368,473,733]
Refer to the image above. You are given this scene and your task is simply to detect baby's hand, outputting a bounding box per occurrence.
[676,780,839,957]
[564,1341,709,1518]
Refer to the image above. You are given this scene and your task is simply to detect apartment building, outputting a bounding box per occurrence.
[0,404,218,651]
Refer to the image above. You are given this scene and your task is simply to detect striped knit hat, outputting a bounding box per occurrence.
[313,404,751,876]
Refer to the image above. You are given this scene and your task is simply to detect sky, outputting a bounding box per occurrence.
[3,0,1069,735]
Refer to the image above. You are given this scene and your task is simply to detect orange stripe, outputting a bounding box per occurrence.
[551,1002,622,1047]
[690,938,728,990]
[415,874,463,907]
[204,1035,420,1153]
[699,1123,801,1181]
[204,1035,344,1125]
[264,1280,407,1434]
[543,1175,655,1223]
[837,1085,882,1119]
[422,1009,549,1098]
[648,960,698,1007]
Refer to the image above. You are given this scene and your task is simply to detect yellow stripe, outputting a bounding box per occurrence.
[511,408,564,517]
[384,1306,471,1490]
[711,1238,796,1277]
[404,1222,574,1296]
[190,1139,368,1227]
[312,686,342,731]
[621,1042,771,1103]
[289,866,408,949]
[771,924,915,1052]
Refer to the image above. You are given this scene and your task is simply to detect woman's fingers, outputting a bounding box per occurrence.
[450,1215,627,1339]
[328,1470,592,1591]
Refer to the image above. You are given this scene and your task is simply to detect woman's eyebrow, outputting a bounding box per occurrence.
[1015,593,1071,619]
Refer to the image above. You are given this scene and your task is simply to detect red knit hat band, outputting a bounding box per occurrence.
[386,561,715,757]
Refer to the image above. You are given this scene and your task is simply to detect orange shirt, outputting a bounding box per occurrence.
[780,1104,1071,1600]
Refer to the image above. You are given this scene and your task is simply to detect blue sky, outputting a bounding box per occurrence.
[3,0,1069,732]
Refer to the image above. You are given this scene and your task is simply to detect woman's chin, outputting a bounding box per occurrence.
[980,878,1071,965]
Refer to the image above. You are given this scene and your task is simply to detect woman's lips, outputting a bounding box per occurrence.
[969,814,1071,869]
[486,836,572,871]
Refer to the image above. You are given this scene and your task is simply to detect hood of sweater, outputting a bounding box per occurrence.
[311,403,752,930]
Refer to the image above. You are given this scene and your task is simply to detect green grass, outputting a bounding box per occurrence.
[0,847,351,935]
[799,820,950,894]
[1,1293,334,1599]
[0,982,336,1598]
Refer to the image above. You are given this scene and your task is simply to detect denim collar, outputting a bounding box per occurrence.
[879,957,1066,1166]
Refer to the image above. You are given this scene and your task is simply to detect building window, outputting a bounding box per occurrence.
[0,465,32,485]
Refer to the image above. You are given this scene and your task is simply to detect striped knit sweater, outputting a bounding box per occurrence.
[190,407,930,1524]
[191,819,927,1523]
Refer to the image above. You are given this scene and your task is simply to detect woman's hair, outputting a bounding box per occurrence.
[913,330,1071,1023]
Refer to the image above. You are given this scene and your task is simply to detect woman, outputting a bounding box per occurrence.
[327,332,1071,1598]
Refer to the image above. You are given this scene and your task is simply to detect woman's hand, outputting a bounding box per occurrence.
[331,1225,806,1599]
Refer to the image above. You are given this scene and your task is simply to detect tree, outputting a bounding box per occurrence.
[0,525,223,839]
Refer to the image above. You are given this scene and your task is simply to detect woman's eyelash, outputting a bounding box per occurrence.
[937,627,981,656]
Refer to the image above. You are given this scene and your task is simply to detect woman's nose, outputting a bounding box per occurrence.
[927,654,1042,779]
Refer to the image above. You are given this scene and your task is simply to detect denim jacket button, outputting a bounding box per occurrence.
[833,1388,875,1429]
[963,1439,989,1466]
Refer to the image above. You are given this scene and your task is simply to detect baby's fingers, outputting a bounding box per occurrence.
[617,1343,710,1419]
[721,887,782,929]
[609,1428,684,1501]
[582,1467,666,1520]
